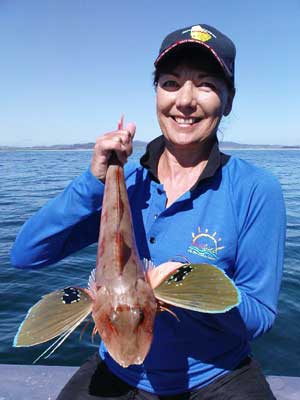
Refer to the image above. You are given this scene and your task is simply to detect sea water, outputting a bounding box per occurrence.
[0,148,299,375]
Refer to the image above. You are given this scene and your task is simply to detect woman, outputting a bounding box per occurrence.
[11,24,285,399]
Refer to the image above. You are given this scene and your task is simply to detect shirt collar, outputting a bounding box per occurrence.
[140,135,230,187]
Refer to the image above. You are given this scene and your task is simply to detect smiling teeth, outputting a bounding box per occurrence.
[174,117,199,124]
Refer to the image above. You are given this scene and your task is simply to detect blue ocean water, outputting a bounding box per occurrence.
[0,148,299,375]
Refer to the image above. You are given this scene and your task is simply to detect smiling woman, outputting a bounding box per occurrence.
[11,23,285,400]
[154,46,234,207]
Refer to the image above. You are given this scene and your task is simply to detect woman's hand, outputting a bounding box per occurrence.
[91,121,136,181]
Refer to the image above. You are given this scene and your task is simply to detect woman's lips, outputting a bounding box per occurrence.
[171,116,202,127]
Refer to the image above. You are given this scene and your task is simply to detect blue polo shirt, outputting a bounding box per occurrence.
[11,137,286,395]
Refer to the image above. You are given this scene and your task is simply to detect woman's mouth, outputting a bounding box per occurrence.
[172,116,202,125]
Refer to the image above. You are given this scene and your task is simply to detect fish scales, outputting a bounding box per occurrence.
[96,160,139,281]
[92,154,157,367]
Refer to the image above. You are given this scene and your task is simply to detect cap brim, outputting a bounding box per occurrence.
[154,39,233,84]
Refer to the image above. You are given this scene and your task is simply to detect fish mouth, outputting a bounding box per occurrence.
[108,345,148,368]
[118,354,144,368]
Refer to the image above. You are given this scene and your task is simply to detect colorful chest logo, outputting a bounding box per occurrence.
[187,227,224,261]
[182,25,216,43]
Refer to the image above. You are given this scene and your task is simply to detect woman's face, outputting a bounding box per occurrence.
[156,63,233,150]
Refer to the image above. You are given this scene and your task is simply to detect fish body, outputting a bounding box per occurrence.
[90,154,157,367]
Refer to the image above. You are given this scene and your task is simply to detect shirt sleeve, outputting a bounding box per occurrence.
[10,167,105,268]
[233,172,286,340]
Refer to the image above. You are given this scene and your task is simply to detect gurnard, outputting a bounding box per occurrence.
[14,121,241,368]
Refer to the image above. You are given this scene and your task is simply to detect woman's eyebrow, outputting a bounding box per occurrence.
[161,71,220,79]
[161,71,180,78]
[197,72,220,79]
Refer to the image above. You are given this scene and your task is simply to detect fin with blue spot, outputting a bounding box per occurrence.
[14,287,93,349]
[153,263,240,313]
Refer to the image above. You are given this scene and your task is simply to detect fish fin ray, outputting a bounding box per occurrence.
[88,268,97,296]
[153,263,241,313]
[157,301,180,321]
[33,311,89,364]
[14,287,93,347]
[142,258,156,284]
[142,258,155,273]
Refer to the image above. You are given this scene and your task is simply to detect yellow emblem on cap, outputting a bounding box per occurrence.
[190,25,215,42]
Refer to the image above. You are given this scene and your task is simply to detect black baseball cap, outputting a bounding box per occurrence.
[154,24,236,87]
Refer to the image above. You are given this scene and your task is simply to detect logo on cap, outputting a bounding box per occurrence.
[182,25,216,43]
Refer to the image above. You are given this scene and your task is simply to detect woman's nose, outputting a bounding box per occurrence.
[175,81,197,110]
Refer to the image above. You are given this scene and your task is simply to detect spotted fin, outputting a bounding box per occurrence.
[14,287,93,348]
[153,263,241,313]
[144,260,182,288]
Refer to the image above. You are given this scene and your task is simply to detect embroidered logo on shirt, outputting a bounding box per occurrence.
[187,227,224,261]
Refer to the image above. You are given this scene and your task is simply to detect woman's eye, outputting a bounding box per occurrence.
[198,81,216,90]
[162,80,179,89]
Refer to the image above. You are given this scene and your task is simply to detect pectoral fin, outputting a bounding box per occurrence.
[153,263,240,313]
[14,287,93,348]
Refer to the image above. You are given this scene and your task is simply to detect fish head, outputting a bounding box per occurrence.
[93,281,157,368]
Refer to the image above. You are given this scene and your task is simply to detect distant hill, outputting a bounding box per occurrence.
[220,141,300,149]
[0,140,299,151]
[0,140,147,151]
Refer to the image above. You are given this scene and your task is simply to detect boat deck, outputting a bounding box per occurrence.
[0,364,299,399]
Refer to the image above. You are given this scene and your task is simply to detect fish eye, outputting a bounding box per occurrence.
[132,308,144,323]
[110,311,119,323]
[139,310,144,323]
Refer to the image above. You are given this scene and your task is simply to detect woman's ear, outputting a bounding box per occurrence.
[223,87,235,116]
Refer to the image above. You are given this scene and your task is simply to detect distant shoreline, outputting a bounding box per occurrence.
[1,148,300,152]
[0,141,299,152]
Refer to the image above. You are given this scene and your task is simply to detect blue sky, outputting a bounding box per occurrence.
[0,0,298,146]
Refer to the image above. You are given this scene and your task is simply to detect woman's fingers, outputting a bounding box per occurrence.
[124,122,136,139]
[90,122,136,181]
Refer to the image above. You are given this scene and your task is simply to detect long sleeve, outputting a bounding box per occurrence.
[233,171,286,340]
[10,168,105,268]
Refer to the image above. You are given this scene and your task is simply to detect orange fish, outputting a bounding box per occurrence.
[14,118,240,367]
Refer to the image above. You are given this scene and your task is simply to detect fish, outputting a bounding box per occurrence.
[13,118,241,368]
